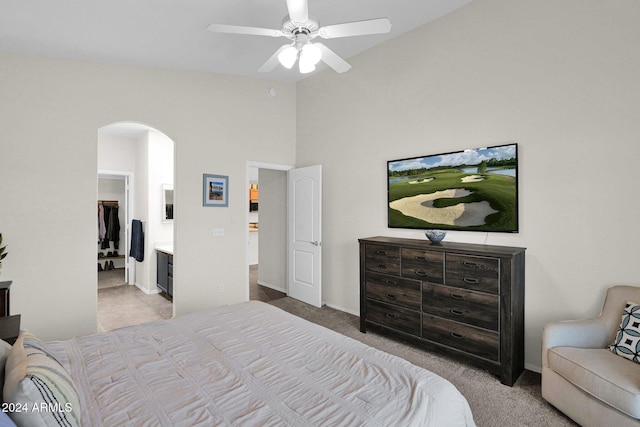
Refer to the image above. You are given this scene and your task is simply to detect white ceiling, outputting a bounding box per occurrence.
[0,0,474,82]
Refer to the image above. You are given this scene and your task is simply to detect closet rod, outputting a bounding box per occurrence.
[98,200,119,204]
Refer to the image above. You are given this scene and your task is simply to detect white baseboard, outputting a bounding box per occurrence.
[135,282,161,295]
[257,280,286,293]
[324,302,359,317]
[525,362,541,374]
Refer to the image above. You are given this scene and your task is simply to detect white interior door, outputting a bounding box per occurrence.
[123,175,131,284]
[287,165,322,307]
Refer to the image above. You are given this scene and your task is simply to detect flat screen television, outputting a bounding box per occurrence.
[387,143,518,233]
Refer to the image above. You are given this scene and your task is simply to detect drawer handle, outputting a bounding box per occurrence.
[450,309,464,316]
[450,332,465,339]
[463,261,480,268]
[415,256,427,261]
[385,280,398,286]
[463,277,479,284]
[385,313,397,319]
[415,269,427,276]
[377,264,388,269]
[386,294,397,300]
[450,294,464,300]
[376,250,388,255]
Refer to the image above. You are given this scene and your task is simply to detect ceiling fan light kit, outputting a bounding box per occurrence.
[298,43,321,73]
[278,45,299,69]
[207,0,391,75]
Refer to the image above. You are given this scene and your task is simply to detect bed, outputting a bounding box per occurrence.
[2,301,475,426]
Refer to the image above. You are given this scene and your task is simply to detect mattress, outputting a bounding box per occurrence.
[47,301,475,426]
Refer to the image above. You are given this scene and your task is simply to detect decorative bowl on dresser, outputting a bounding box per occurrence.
[359,236,525,386]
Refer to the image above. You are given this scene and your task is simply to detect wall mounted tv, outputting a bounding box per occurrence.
[388,143,518,233]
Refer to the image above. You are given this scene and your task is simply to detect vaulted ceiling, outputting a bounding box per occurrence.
[0,0,474,81]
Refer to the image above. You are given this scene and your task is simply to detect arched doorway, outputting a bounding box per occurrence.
[96,122,175,331]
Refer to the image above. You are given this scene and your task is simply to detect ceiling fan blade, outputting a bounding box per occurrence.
[207,24,283,38]
[258,45,290,73]
[315,43,351,74]
[286,0,309,23]
[318,18,392,39]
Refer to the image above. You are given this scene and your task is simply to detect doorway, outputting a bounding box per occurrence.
[96,122,175,332]
[246,162,291,303]
[97,172,133,288]
[245,162,323,307]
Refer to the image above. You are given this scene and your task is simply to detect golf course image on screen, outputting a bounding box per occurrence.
[387,143,518,232]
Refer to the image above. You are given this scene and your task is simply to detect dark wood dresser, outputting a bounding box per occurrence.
[359,236,525,386]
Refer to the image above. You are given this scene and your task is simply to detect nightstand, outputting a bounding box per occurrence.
[0,314,20,345]
[0,280,11,317]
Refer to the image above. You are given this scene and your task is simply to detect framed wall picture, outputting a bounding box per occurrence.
[203,174,229,207]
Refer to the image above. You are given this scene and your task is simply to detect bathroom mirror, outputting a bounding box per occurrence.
[162,184,174,222]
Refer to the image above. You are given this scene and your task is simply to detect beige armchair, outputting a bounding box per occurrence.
[542,285,640,426]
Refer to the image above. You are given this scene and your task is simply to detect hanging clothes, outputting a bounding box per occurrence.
[106,204,120,250]
[100,204,112,249]
[98,202,121,250]
[130,219,145,262]
[98,203,106,242]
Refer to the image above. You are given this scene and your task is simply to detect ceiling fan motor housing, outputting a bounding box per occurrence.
[282,16,319,37]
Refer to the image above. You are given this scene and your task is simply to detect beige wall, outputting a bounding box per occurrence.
[98,133,137,172]
[0,52,296,340]
[136,130,175,294]
[296,0,640,370]
[133,133,150,291]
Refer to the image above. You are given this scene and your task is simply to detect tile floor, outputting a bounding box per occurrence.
[97,284,173,332]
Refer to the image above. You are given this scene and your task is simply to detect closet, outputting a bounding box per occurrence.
[97,200,124,272]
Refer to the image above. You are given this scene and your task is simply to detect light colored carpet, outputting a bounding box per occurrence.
[267,297,577,427]
[250,264,286,301]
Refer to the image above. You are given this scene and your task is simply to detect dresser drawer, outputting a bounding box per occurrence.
[365,244,400,261]
[365,272,421,310]
[365,244,401,275]
[422,283,499,330]
[445,254,499,294]
[401,248,444,283]
[365,259,400,275]
[422,315,499,362]
[366,299,421,336]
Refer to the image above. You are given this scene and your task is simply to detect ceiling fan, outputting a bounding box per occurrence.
[207,0,392,74]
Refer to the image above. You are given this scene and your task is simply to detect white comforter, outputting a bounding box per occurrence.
[48,301,475,426]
